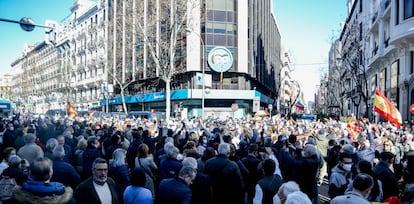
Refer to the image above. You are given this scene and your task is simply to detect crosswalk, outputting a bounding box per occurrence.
[318,177,331,204]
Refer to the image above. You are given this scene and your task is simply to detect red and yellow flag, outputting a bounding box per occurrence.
[374,90,402,128]
[66,101,78,119]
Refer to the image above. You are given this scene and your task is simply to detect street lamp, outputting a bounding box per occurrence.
[0,17,54,32]
[186,28,205,120]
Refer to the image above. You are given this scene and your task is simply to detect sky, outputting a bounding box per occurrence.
[273,0,348,103]
[0,0,75,74]
[0,0,348,103]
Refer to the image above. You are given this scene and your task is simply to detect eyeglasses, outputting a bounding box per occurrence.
[94,168,108,172]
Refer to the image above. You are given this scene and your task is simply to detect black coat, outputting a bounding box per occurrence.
[373,161,399,199]
[282,150,320,202]
[204,154,245,204]
[74,177,123,204]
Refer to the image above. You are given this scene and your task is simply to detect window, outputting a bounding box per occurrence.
[213,10,226,22]
[397,0,400,24]
[359,0,363,12]
[390,60,399,106]
[371,75,377,93]
[404,0,414,19]
[380,68,386,93]
[411,51,414,74]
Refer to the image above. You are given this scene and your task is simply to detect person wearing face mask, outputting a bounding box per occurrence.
[75,157,123,203]
[2,122,17,149]
[328,153,353,199]
[330,173,373,204]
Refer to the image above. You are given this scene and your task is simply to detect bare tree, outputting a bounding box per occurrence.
[133,0,197,120]
[335,21,370,119]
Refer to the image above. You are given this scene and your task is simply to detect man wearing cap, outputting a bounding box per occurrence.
[373,151,399,200]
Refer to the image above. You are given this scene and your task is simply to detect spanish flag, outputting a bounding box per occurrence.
[66,101,78,119]
[374,90,402,128]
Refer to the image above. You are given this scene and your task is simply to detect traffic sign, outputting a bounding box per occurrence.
[410,104,414,114]
[231,103,239,112]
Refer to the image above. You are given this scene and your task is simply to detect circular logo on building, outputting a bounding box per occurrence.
[207,47,233,73]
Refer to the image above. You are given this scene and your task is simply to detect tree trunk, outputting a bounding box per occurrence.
[166,79,171,121]
[121,88,128,115]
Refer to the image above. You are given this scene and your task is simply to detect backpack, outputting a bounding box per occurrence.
[0,176,16,201]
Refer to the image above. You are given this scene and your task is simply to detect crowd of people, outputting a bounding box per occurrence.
[0,113,412,204]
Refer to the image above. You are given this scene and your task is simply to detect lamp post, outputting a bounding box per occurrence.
[186,28,205,120]
[0,17,54,32]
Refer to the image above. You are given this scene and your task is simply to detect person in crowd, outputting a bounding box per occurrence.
[3,122,17,149]
[11,157,74,204]
[50,145,80,190]
[135,143,157,195]
[57,135,73,164]
[74,157,123,203]
[82,136,100,179]
[346,159,383,202]
[326,139,341,178]
[159,142,183,180]
[0,155,28,185]
[253,158,282,204]
[313,128,329,186]
[105,132,123,160]
[123,167,153,204]
[242,143,263,204]
[281,144,320,203]
[330,173,373,204]
[197,146,216,173]
[14,128,25,150]
[401,151,414,203]
[156,166,196,204]
[182,157,213,204]
[204,142,245,204]
[0,147,16,175]
[285,191,312,204]
[108,148,130,191]
[73,138,87,175]
[328,153,353,198]
[357,130,376,165]
[126,128,144,171]
[274,181,301,204]
[373,151,399,200]
[44,138,58,160]
[17,133,44,164]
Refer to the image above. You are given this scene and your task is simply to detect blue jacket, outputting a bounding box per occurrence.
[12,180,74,204]
[51,160,81,190]
[157,177,191,204]
[159,157,183,179]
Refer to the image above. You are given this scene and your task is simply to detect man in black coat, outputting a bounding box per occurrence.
[74,157,123,204]
[204,142,245,204]
[373,151,399,200]
[281,143,321,204]
[182,157,214,204]
[241,143,262,204]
